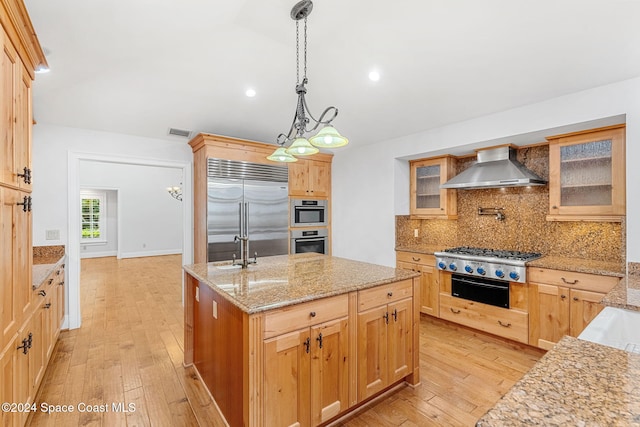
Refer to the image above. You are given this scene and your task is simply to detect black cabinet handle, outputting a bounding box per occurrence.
[17,196,32,212]
[561,277,578,285]
[316,333,323,349]
[303,337,310,354]
[383,312,389,324]
[309,311,316,318]
[392,309,398,322]
[17,338,29,354]
[38,290,46,297]
[44,303,52,309]
[387,292,393,298]
[450,308,461,314]
[17,167,31,184]
[498,320,512,328]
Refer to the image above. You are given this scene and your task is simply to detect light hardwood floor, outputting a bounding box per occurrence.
[28,255,544,427]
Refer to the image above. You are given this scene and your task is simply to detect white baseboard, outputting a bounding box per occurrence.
[80,250,118,259]
[119,249,183,259]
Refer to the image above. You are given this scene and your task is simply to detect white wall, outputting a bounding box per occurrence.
[32,124,193,329]
[332,76,640,267]
[80,189,118,258]
[79,162,183,258]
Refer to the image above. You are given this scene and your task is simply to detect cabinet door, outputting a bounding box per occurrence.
[29,307,46,395]
[308,160,330,198]
[420,265,440,317]
[409,156,456,218]
[56,271,65,333]
[387,298,412,383]
[310,317,349,425]
[548,126,625,218]
[529,283,570,350]
[0,336,18,427]
[570,289,605,337]
[1,28,19,188]
[15,62,32,192]
[264,328,311,427]
[288,161,310,197]
[357,305,388,401]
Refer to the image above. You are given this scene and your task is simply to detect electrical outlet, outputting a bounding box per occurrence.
[212,301,218,319]
[414,228,419,238]
[46,229,60,240]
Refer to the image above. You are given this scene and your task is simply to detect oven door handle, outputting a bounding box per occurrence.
[453,276,508,290]
[294,238,325,243]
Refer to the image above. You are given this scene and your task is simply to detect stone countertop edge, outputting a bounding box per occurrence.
[32,255,66,290]
[602,276,640,312]
[183,254,420,314]
[476,335,640,426]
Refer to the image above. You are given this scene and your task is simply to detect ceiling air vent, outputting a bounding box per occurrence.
[168,127,192,138]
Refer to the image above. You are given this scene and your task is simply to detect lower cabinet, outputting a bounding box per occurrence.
[264,317,349,426]
[396,252,440,317]
[357,280,413,401]
[528,268,620,350]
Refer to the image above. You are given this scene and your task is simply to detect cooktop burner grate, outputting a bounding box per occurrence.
[443,246,542,261]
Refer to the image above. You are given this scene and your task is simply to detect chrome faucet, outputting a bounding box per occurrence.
[233,202,257,268]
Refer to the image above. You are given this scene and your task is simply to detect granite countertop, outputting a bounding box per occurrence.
[394,244,449,255]
[527,255,625,277]
[32,245,66,290]
[183,253,420,314]
[476,336,640,426]
[602,272,640,312]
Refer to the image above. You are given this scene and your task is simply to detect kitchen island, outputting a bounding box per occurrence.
[183,253,420,427]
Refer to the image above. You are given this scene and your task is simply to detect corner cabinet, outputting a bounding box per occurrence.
[409,156,457,219]
[547,125,625,221]
[528,267,620,350]
[288,156,332,198]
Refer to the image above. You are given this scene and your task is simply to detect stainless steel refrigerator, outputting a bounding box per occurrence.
[206,158,289,262]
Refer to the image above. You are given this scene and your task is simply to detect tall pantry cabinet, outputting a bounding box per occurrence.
[0,0,47,426]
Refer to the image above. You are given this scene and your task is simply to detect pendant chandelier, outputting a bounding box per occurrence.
[267,0,348,163]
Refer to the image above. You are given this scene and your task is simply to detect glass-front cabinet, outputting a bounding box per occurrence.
[409,156,457,219]
[547,125,625,221]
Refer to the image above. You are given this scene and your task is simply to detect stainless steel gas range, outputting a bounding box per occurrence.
[434,247,542,308]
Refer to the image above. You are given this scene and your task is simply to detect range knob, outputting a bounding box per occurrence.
[477,266,486,276]
[509,271,520,281]
[495,269,505,279]
[449,262,457,271]
[464,265,473,274]
[438,261,447,270]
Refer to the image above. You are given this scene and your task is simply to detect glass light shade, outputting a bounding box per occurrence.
[309,126,349,148]
[285,137,319,155]
[267,147,298,163]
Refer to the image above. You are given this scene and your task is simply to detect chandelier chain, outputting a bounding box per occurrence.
[303,17,307,79]
[295,20,299,84]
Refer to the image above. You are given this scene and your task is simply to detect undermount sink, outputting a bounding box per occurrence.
[214,264,242,270]
[578,306,640,354]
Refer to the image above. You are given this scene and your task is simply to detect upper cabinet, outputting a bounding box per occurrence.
[289,155,332,198]
[409,156,457,219]
[547,125,625,221]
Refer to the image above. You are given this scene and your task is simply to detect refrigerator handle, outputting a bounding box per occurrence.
[245,202,249,238]
[238,202,244,236]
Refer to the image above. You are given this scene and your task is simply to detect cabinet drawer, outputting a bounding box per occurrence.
[528,267,620,293]
[264,294,349,339]
[358,280,413,312]
[440,294,528,344]
[396,252,434,266]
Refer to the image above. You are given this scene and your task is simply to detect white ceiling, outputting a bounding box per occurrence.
[25,0,640,149]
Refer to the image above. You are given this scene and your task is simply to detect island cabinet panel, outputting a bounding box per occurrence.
[396,252,440,317]
[193,281,245,427]
[264,328,311,427]
[357,294,414,401]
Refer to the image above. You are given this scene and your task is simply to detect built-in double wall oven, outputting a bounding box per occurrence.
[290,199,328,227]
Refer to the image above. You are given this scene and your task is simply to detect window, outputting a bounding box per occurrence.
[81,191,107,243]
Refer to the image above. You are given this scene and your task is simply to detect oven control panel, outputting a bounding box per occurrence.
[435,256,527,283]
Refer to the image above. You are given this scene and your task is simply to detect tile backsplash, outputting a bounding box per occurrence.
[397,145,625,263]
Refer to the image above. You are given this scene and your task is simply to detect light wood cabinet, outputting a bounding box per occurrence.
[396,251,440,317]
[289,158,331,198]
[264,311,349,426]
[409,156,457,219]
[547,125,625,221]
[357,281,414,401]
[528,267,620,350]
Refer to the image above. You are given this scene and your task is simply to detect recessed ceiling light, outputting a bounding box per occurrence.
[368,70,380,82]
[245,88,256,97]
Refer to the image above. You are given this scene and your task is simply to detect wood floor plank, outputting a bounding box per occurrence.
[27,256,544,427]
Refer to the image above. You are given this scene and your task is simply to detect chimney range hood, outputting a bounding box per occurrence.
[440,146,546,190]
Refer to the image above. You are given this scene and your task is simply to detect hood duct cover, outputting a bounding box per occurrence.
[440,146,547,189]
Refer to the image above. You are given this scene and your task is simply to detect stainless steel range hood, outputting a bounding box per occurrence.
[440,146,546,189]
